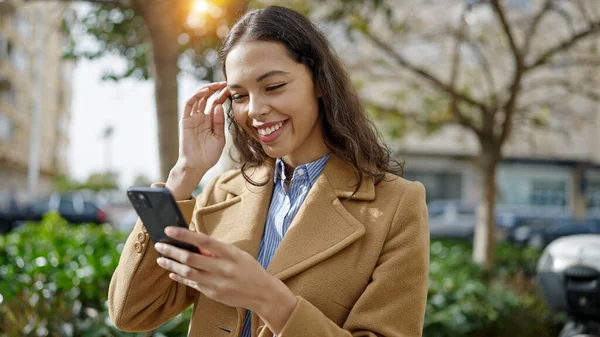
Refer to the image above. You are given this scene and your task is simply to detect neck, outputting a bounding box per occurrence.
[281,146,330,170]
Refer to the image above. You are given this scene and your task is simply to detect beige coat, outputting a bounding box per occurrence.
[108,155,429,337]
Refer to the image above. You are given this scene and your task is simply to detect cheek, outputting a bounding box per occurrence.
[232,105,253,133]
[232,104,246,124]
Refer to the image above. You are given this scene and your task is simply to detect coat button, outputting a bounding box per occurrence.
[134,241,143,253]
[137,231,146,243]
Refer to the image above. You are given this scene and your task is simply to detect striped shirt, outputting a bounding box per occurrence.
[240,154,331,337]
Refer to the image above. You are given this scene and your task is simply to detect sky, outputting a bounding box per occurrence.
[68,55,212,189]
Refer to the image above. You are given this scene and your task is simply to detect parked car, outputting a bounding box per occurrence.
[427,200,477,239]
[0,190,26,234]
[426,200,570,240]
[25,192,109,225]
[0,196,26,234]
[509,218,600,249]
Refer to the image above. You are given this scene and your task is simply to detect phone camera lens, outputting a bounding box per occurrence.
[138,194,145,200]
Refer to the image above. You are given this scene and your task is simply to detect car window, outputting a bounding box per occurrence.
[30,200,50,214]
[59,199,75,214]
[458,205,475,215]
[83,202,98,213]
[428,209,444,217]
[427,203,444,217]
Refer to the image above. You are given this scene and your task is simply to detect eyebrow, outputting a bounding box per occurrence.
[227,70,290,89]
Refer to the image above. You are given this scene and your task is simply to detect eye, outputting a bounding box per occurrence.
[266,83,286,91]
[231,94,247,101]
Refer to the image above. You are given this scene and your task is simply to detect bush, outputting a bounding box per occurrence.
[0,215,562,337]
[0,213,190,337]
[425,239,563,337]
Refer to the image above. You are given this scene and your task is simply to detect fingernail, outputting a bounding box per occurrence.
[155,243,164,251]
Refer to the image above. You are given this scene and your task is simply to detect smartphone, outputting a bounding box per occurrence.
[127,186,199,253]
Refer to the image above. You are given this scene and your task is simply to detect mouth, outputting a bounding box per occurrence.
[254,119,289,143]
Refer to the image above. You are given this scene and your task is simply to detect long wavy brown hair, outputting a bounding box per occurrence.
[219,5,402,190]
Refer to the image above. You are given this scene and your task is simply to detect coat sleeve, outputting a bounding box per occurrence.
[108,177,220,332]
[278,181,430,337]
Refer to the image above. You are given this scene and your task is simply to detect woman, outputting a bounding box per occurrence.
[108,5,429,337]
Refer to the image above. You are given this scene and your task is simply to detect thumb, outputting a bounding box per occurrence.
[212,104,225,139]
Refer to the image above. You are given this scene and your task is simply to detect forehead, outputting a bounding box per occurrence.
[225,41,299,81]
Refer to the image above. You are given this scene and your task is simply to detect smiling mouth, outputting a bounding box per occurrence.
[255,120,286,136]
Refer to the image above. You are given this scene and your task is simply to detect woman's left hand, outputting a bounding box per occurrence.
[154,226,297,333]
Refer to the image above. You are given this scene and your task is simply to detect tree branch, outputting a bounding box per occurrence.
[523,0,552,57]
[521,80,600,109]
[490,0,524,147]
[362,29,489,115]
[550,2,577,35]
[525,77,600,93]
[365,101,433,126]
[517,94,570,114]
[449,6,469,128]
[575,0,592,24]
[364,100,483,138]
[490,0,523,70]
[465,39,498,109]
[548,57,600,69]
[526,19,600,71]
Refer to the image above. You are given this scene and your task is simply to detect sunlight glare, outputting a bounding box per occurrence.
[193,0,209,15]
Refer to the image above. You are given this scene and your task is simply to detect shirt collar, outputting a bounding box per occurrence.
[274,154,331,186]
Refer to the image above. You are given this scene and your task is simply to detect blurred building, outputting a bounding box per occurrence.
[0,0,73,198]
[342,0,600,219]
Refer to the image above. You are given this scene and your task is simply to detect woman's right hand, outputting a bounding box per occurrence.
[178,82,230,172]
[166,82,231,200]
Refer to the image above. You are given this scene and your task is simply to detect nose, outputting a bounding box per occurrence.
[247,95,270,120]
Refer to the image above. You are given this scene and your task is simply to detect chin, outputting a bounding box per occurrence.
[260,143,292,160]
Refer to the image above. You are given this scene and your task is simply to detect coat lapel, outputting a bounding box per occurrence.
[198,165,274,260]
[266,155,375,282]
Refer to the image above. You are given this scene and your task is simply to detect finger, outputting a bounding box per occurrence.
[183,82,227,118]
[213,86,232,105]
[199,81,227,91]
[156,256,204,281]
[196,96,208,117]
[204,88,230,116]
[184,88,208,118]
[183,97,199,120]
[169,272,196,288]
[193,97,206,116]
[201,89,228,133]
[213,104,225,138]
[165,226,231,258]
[168,273,220,300]
[169,272,203,289]
[155,242,220,272]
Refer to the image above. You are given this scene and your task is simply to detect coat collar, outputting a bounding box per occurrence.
[203,155,373,282]
[216,154,376,201]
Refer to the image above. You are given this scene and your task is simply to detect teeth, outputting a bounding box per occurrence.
[258,121,284,136]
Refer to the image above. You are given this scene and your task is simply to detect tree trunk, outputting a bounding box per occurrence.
[473,151,499,271]
[142,3,180,180]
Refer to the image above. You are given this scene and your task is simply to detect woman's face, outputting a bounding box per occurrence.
[225,40,328,167]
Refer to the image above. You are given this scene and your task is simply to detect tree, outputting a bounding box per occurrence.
[57,0,249,180]
[132,172,153,186]
[318,0,600,269]
[52,171,118,191]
